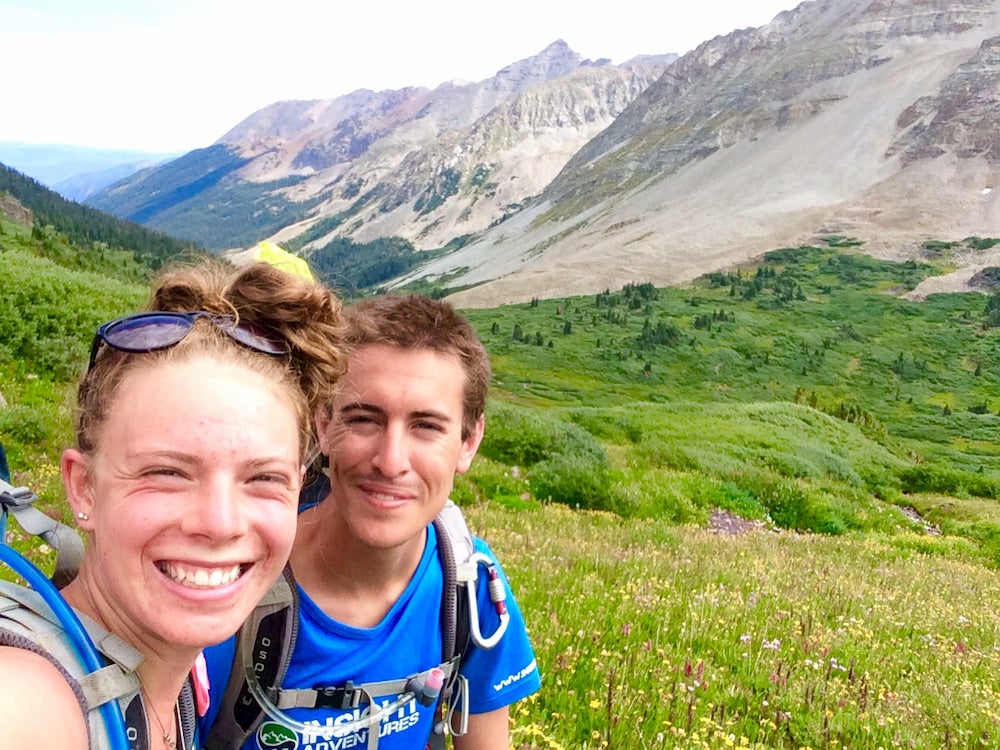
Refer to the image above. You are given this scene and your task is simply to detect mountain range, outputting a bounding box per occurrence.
[85,0,1000,305]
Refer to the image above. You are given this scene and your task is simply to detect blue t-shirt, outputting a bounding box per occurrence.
[201,524,540,749]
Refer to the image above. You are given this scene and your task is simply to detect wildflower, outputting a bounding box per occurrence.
[763,638,781,651]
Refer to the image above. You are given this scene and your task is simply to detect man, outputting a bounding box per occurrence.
[202,294,540,750]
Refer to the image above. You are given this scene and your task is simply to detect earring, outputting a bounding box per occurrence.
[76,511,89,521]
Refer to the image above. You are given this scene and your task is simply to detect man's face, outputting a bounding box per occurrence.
[318,344,484,551]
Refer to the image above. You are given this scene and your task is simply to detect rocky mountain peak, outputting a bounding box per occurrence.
[486,39,606,93]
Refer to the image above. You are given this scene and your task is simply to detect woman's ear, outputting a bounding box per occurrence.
[61,449,95,531]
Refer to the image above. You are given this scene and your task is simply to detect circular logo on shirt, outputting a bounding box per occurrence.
[257,721,299,750]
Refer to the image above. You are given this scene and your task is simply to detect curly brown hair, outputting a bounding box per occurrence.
[77,259,347,461]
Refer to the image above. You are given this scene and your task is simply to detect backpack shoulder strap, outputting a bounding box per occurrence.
[0,579,143,708]
[432,500,475,666]
[0,578,157,750]
[1,476,84,588]
[427,501,475,750]
[203,565,298,750]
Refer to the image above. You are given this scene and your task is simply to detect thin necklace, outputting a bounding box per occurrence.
[140,685,181,750]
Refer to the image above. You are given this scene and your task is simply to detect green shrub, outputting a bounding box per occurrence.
[729,472,858,534]
[529,454,617,511]
[608,469,704,522]
[899,465,1000,499]
[464,456,531,504]
[965,236,1000,250]
[692,479,769,520]
[481,402,606,466]
[796,497,851,535]
[0,247,145,379]
[449,475,479,506]
[0,404,49,446]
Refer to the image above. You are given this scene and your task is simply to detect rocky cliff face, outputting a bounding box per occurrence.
[546,0,1000,211]
[399,0,1000,307]
[889,32,1000,165]
[0,193,32,226]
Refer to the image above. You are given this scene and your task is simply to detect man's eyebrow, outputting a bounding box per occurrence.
[410,409,454,424]
[338,402,454,423]
[339,401,382,413]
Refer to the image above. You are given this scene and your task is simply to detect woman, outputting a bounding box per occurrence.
[0,259,346,750]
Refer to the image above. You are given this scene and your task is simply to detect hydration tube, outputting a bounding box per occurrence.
[0,528,131,750]
[240,634,430,739]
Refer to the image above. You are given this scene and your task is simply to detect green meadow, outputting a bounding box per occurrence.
[3,212,1000,748]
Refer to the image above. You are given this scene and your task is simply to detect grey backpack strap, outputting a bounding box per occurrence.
[1,482,85,589]
[435,500,476,570]
[434,499,476,664]
[74,616,144,709]
[0,580,143,709]
[428,501,477,750]
[203,565,298,750]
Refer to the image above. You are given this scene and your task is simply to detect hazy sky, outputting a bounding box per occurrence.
[1,0,802,153]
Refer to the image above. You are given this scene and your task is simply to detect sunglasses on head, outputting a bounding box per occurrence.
[88,311,290,371]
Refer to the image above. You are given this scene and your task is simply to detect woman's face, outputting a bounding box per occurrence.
[64,355,302,651]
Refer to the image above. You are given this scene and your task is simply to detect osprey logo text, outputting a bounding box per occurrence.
[257,721,299,750]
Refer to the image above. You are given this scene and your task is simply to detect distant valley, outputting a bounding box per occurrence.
[0,142,180,202]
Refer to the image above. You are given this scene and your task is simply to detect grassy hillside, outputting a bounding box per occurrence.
[5,237,1000,549]
[0,162,197,270]
[0,206,179,511]
[86,145,318,250]
[472,503,1000,749]
[446,243,1000,558]
[3,234,1000,746]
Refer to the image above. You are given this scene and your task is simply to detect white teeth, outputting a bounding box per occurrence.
[369,490,403,502]
[161,562,242,588]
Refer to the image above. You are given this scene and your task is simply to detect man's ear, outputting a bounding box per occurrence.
[314,404,334,457]
[456,414,485,475]
[61,449,95,531]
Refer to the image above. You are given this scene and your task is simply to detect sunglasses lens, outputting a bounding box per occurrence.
[102,314,193,352]
[90,312,289,373]
[224,321,290,355]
